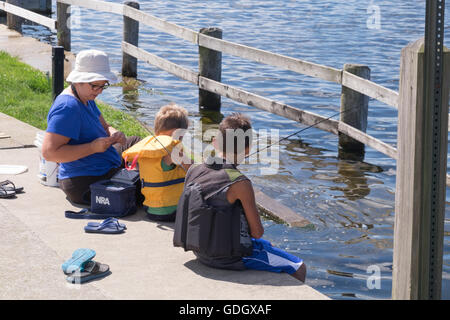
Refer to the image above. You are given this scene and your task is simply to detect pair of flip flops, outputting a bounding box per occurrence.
[0,180,24,198]
[62,248,110,284]
[84,217,126,234]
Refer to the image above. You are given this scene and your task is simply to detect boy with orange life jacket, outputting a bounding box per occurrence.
[123,104,190,222]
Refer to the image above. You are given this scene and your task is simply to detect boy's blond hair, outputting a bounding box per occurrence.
[154,104,189,134]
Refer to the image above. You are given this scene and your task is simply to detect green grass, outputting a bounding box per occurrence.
[97,101,150,137]
[0,50,149,138]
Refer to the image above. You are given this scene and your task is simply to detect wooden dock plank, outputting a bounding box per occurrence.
[254,188,313,228]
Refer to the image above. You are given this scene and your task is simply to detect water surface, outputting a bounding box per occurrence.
[22,0,450,299]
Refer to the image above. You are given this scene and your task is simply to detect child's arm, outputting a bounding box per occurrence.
[227,180,264,239]
[162,141,192,171]
[163,152,192,171]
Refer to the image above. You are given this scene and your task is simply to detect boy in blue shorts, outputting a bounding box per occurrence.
[174,113,306,282]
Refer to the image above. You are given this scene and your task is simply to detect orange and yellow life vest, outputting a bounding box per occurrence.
[122,135,186,208]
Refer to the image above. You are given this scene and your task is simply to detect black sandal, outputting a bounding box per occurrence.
[0,181,16,199]
[0,180,23,194]
[65,261,110,284]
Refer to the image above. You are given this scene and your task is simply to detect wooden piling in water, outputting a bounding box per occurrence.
[6,0,23,33]
[57,1,71,51]
[199,27,222,113]
[338,64,370,161]
[122,1,139,78]
[392,38,450,300]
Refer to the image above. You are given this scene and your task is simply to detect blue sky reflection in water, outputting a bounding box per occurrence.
[21,0,450,299]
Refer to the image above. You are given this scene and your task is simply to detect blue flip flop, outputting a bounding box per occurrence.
[84,219,125,234]
[66,260,110,284]
[65,208,112,219]
[62,248,96,274]
[87,217,127,230]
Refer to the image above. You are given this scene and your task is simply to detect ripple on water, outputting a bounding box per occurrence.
[21,0,450,300]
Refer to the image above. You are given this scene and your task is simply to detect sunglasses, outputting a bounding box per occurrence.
[88,82,110,91]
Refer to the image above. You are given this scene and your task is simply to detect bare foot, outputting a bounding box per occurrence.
[291,263,307,283]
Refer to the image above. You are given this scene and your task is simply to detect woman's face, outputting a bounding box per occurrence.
[78,80,109,101]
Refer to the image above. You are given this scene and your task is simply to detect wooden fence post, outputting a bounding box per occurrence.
[57,1,71,51]
[122,1,139,78]
[392,38,450,299]
[52,46,64,101]
[338,64,370,161]
[199,27,222,113]
[6,0,23,33]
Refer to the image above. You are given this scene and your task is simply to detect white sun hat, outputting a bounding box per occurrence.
[66,49,118,84]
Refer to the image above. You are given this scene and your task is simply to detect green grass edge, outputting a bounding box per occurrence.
[0,50,150,138]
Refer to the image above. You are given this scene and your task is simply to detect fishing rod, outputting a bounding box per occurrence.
[129,115,189,173]
[128,103,359,167]
[245,106,358,160]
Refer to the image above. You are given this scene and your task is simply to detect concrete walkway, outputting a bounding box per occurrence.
[0,24,329,300]
[0,23,75,79]
[0,114,328,300]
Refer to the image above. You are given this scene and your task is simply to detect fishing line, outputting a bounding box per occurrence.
[245,106,359,160]
[129,116,189,173]
[128,103,360,168]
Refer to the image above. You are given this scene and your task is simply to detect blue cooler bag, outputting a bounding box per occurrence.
[65,169,140,220]
[90,180,137,217]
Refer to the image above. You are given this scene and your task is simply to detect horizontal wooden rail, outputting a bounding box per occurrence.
[123,42,340,135]
[338,122,398,159]
[58,0,123,15]
[56,0,402,110]
[0,1,56,30]
[197,33,343,84]
[342,71,399,108]
[122,4,198,44]
[122,41,198,84]
[198,77,340,135]
[123,42,404,162]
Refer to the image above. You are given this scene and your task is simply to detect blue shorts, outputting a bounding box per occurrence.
[242,238,303,274]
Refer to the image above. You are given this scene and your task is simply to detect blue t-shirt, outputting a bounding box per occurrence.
[46,94,122,179]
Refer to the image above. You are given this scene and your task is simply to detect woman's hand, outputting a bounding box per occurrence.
[90,136,116,153]
[111,131,126,145]
[43,132,114,163]
[99,115,126,145]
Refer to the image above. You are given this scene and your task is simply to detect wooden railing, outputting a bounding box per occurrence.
[0,0,402,159]
[0,1,56,30]
[2,0,450,301]
[0,0,448,185]
[57,0,401,161]
[1,0,446,175]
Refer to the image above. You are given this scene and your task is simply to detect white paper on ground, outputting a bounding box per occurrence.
[0,165,28,175]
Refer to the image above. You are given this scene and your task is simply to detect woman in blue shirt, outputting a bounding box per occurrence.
[42,50,140,205]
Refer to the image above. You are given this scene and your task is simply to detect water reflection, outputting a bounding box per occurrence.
[282,138,383,202]
[119,77,143,111]
[17,0,450,300]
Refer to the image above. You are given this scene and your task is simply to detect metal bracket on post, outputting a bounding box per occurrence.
[52,46,64,101]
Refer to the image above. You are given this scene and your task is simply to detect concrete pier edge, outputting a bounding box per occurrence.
[0,24,328,300]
